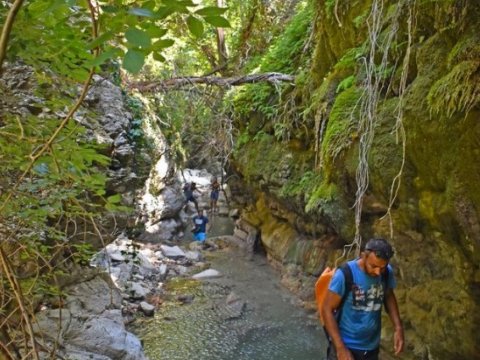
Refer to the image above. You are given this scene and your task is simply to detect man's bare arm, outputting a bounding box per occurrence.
[384,288,404,355]
[321,290,354,360]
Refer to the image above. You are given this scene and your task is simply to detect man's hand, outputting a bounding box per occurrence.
[337,346,355,360]
[393,326,404,355]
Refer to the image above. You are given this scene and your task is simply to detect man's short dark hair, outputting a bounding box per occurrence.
[365,238,394,260]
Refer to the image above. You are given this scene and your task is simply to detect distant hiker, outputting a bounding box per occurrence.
[321,238,404,360]
[183,181,201,212]
[192,209,209,242]
[210,177,220,213]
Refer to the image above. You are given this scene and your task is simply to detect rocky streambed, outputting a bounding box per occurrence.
[131,236,327,359]
[33,214,327,359]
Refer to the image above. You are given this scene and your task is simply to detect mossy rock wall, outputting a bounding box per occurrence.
[230,1,480,359]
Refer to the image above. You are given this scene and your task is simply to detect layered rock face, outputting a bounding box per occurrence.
[230,1,480,359]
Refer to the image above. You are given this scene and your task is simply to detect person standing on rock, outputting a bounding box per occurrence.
[321,238,404,360]
[183,181,201,212]
[209,177,220,214]
[192,209,209,242]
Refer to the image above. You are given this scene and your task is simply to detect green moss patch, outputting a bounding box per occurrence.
[321,85,362,164]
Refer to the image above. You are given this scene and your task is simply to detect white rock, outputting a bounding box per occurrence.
[192,269,222,279]
[160,245,186,258]
[158,263,168,276]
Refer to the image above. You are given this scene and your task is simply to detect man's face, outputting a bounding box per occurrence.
[363,251,388,277]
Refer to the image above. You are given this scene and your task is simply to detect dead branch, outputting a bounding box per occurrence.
[129,72,296,92]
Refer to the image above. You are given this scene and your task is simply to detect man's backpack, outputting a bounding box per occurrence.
[315,262,390,325]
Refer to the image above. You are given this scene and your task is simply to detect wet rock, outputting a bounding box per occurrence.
[224,291,246,320]
[139,301,155,316]
[176,294,195,304]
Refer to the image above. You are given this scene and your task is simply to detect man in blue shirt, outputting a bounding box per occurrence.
[192,209,209,242]
[321,238,404,360]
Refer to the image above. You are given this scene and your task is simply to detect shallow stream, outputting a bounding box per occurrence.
[134,216,327,360]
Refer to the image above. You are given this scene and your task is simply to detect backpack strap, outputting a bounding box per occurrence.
[336,263,353,323]
[323,263,353,341]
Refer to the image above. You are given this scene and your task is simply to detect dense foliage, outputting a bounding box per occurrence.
[0,0,230,358]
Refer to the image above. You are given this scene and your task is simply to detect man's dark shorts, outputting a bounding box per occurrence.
[327,344,379,360]
[210,190,219,200]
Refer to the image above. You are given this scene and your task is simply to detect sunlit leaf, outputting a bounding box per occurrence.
[187,15,204,38]
[107,194,122,204]
[123,50,145,73]
[204,16,231,28]
[128,7,154,17]
[125,28,151,48]
[195,6,228,16]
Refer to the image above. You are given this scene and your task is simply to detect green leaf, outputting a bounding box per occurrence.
[128,7,154,17]
[87,31,115,50]
[69,68,91,82]
[154,6,175,19]
[123,50,145,74]
[152,39,175,50]
[101,5,118,13]
[146,27,168,39]
[178,0,196,6]
[204,16,231,28]
[87,49,118,67]
[161,0,178,5]
[125,28,151,48]
[195,6,228,16]
[153,52,166,62]
[107,194,122,204]
[143,1,156,10]
[186,15,204,38]
[162,0,194,6]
